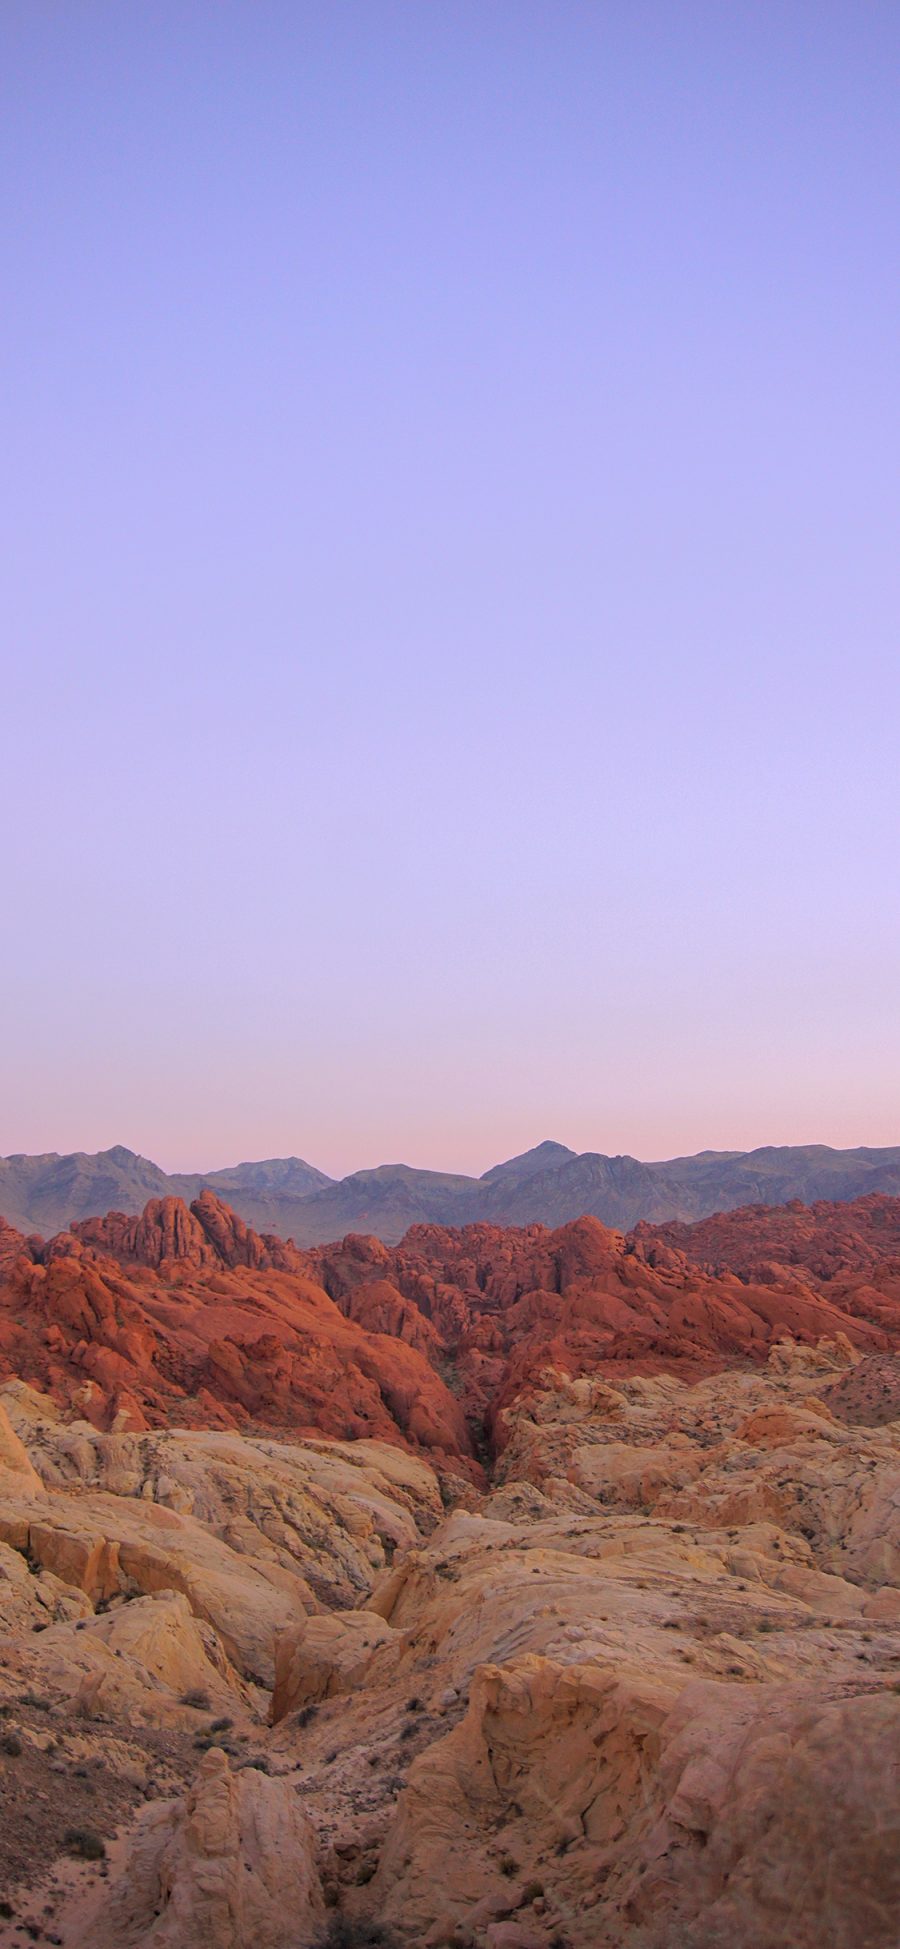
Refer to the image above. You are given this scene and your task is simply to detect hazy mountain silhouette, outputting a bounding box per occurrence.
[3,1139,900,1244]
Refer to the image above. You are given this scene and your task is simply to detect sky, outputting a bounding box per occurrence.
[2,2,899,1178]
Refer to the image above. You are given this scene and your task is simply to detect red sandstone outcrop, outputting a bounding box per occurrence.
[635,1191,900,1283]
[3,1197,900,1479]
[313,1209,900,1447]
[73,1189,303,1273]
[1,1196,899,1944]
[0,1201,471,1464]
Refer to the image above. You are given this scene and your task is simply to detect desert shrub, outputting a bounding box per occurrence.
[318,1919,396,1949]
[209,1716,233,1733]
[179,1688,211,1709]
[1,1733,23,1757]
[63,1827,106,1861]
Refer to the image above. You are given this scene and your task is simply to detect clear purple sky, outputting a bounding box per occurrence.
[2,3,898,1178]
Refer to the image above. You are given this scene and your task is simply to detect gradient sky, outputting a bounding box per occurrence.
[2,2,899,1178]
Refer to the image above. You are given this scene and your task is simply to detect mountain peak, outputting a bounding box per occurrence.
[481,1140,578,1184]
[5,1140,900,1249]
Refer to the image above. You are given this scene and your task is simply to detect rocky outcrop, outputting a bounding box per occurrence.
[271,1609,398,1722]
[1,1198,899,1949]
[0,1399,44,1495]
[0,1330,898,1946]
[377,1654,900,1949]
[0,1204,473,1463]
[636,1191,900,1283]
[86,1748,324,1949]
[74,1197,220,1270]
[0,1383,444,1686]
[3,1197,899,1470]
[74,1191,305,1275]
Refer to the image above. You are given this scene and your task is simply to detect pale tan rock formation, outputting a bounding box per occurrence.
[0,1399,44,1496]
[271,1608,398,1722]
[267,1338,900,1949]
[0,1534,92,1632]
[0,1336,898,1949]
[24,1590,250,1724]
[0,1384,443,1684]
[376,1654,900,1949]
[85,1748,324,1949]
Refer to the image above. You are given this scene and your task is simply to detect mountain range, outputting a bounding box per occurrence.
[3,1136,900,1243]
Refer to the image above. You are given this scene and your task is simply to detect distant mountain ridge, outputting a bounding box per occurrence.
[0,1145,333,1239]
[3,1138,900,1244]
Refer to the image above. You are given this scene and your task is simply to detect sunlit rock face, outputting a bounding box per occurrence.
[0,1196,898,1947]
[2,1193,899,1467]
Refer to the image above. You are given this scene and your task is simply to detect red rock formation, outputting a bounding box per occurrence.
[2,1194,900,1466]
[313,1210,900,1441]
[635,1192,900,1283]
[73,1189,303,1273]
[0,1202,470,1464]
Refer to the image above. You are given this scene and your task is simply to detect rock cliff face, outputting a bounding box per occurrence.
[90,1745,325,1949]
[3,1194,898,1470]
[311,1210,900,1440]
[0,1198,898,1948]
[0,1194,472,1466]
[635,1190,900,1282]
